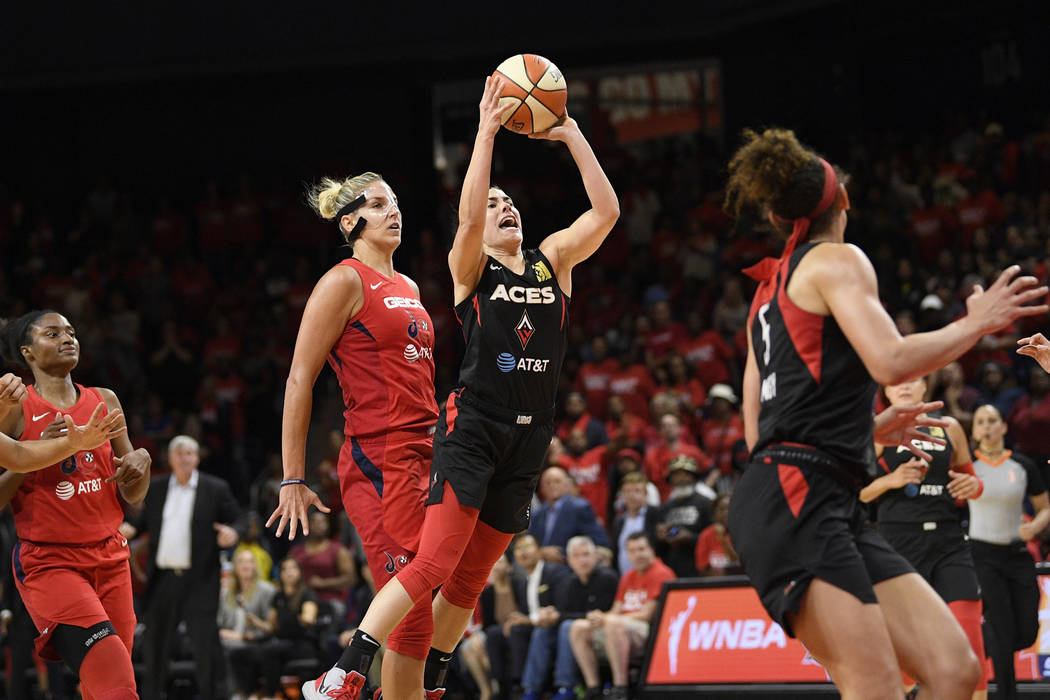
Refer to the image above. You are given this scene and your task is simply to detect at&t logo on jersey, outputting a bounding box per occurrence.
[496,353,550,373]
[55,478,103,501]
[403,344,433,363]
[490,284,556,305]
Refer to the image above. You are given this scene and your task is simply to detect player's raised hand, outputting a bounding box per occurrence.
[64,403,126,451]
[1017,332,1050,374]
[266,481,330,540]
[478,75,516,138]
[0,374,27,408]
[872,401,948,462]
[965,265,1048,335]
[528,114,578,142]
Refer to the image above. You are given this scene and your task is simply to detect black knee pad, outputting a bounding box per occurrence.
[51,621,117,673]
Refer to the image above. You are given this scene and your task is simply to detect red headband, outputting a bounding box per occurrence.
[743,157,839,282]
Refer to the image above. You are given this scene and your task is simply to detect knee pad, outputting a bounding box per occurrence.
[388,596,435,661]
[51,621,117,673]
[949,599,987,690]
[441,523,512,609]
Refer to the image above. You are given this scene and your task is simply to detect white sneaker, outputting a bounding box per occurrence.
[301,667,367,700]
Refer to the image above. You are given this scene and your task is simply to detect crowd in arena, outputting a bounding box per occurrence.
[2,111,1050,698]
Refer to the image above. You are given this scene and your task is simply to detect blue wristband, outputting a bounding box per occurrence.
[280,479,308,488]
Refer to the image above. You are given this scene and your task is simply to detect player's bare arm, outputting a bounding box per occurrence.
[97,387,151,504]
[270,266,360,538]
[0,402,124,474]
[813,246,1047,385]
[536,115,619,297]
[449,75,514,303]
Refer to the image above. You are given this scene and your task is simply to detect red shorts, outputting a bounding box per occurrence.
[13,531,136,662]
[338,429,434,659]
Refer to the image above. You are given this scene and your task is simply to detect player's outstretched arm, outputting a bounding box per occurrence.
[816,246,1047,385]
[0,403,125,474]
[449,76,514,299]
[536,115,619,280]
[268,267,358,539]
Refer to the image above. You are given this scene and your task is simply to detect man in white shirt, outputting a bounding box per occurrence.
[129,435,241,700]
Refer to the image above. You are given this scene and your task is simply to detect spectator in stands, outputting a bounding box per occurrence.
[520,536,619,700]
[219,549,277,650]
[694,494,740,576]
[229,557,320,700]
[608,449,661,523]
[577,336,619,418]
[680,310,735,390]
[486,535,568,700]
[1009,369,1050,468]
[608,346,656,419]
[698,384,745,494]
[643,413,709,500]
[529,467,611,564]
[558,429,611,525]
[610,471,659,574]
[711,276,748,338]
[664,353,706,426]
[604,395,647,454]
[929,361,980,432]
[569,533,674,700]
[556,391,608,449]
[654,455,713,577]
[289,511,357,620]
[135,434,241,700]
[644,300,687,364]
[976,360,1025,418]
[234,513,274,583]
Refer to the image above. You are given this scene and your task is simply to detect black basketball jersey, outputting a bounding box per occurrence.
[749,242,877,483]
[877,421,957,524]
[453,249,569,413]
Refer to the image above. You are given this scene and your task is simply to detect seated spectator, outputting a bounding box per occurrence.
[229,557,319,699]
[576,336,619,418]
[608,347,657,419]
[569,533,675,700]
[607,449,662,523]
[1009,370,1050,467]
[698,384,745,494]
[234,513,274,583]
[556,391,609,449]
[654,455,713,577]
[486,535,568,699]
[644,392,697,451]
[929,361,979,433]
[529,467,611,564]
[520,536,619,700]
[611,471,659,574]
[975,360,1025,418]
[559,429,612,525]
[680,310,736,389]
[665,353,707,426]
[644,300,687,364]
[604,395,648,453]
[219,550,278,650]
[289,511,357,620]
[694,494,741,576]
[643,413,710,500]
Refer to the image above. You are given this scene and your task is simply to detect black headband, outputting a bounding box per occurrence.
[335,194,367,241]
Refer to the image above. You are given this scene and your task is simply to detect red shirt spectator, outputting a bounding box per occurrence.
[559,442,611,526]
[616,550,676,614]
[604,395,649,448]
[681,329,734,389]
[609,362,657,418]
[643,414,711,499]
[907,204,956,264]
[1008,372,1050,461]
[700,384,744,476]
[645,301,688,361]
[956,188,1005,244]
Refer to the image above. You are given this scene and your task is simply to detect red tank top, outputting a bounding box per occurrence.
[328,259,438,438]
[12,384,123,544]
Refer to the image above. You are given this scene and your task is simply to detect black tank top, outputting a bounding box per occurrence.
[453,249,569,413]
[876,420,957,524]
[749,242,877,483]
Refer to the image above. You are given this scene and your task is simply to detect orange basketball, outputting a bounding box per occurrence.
[492,54,567,135]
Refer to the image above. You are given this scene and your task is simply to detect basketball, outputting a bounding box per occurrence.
[492,54,567,134]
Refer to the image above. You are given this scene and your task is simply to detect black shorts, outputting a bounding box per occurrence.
[728,445,914,637]
[878,522,980,603]
[428,388,554,534]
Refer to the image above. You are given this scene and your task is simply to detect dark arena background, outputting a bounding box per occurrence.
[3,0,1050,697]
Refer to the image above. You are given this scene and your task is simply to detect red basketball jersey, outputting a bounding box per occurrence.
[328,259,438,438]
[11,385,123,544]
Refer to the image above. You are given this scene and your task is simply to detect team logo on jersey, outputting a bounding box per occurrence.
[383,551,410,574]
[496,352,550,373]
[532,261,552,282]
[515,311,535,349]
[489,284,556,305]
[61,455,78,475]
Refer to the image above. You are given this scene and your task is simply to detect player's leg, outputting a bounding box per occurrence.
[789,578,904,700]
[873,573,980,699]
[52,622,138,700]
[929,539,988,699]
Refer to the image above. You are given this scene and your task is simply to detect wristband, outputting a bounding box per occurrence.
[280,479,308,488]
